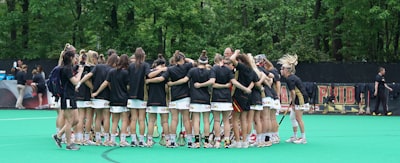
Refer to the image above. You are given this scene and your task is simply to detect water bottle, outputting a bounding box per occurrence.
[13,61,17,68]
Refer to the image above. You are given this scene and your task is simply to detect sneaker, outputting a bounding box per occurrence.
[193,142,201,148]
[228,141,241,148]
[94,140,102,146]
[378,113,382,116]
[372,112,377,116]
[130,141,137,147]
[241,141,249,148]
[83,140,96,146]
[146,140,154,147]
[187,142,193,148]
[119,141,129,147]
[386,112,393,116]
[138,141,146,147]
[52,134,62,148]
[285,137,297,143]
[224,140,231,148]
[264,141,273,147]
[256,142,264,148]
[203,142,213,148]
[66,143,80,150]
[214,141,221,148]
[167,142,178,148]
[105,141,117,147]
[272,136,280,144]
[293,138,307,144]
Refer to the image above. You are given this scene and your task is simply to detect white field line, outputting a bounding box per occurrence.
[0,117,56,121]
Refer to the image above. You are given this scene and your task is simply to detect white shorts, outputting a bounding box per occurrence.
[262,97,273,107]
[50,97,71,109]
[271,99,281,110]
[127,99,147,109]
[295,103,310,111]
[211,102,233,111]
[250,105,263,111]
[92,99,110,109]
[110,106,129,113]
[169,97,190,110]
[77,101,93,108]
[146,106,169,114]
[189,103,211,113]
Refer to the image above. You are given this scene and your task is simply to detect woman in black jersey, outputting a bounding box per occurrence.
[77,54,119,146]
[149,51,194,147]
[92,54,130,147]
[127,48,162,147]
[74,51,97,145]
[52,50,84,150]
[278,54,309,144]
[229,50,259,148]
[31,68,46,109]
[247,54,266,147]
[210,55,234,148]
[144,55,170,147]
[263,58,282,144]
[169,51,215,148]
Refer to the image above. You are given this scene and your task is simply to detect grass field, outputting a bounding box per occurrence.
[0,109,398,163]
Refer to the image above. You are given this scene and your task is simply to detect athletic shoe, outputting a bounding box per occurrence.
[372,112,377,116]
[105,141,117,147]
[52,134,62,148]
[386,112,393,116]
[272,136,280,144]
[378,113,382,116]
[130,141,137,147]
[241,141,249,148]
[256,142,264,148]
[203,142,213,148]
[214,141,221,149]
[193,142,201,148]
[187,142,193,148]
[167,142,178,148]
[66,143,80,150]
[285,137,297,143]
[228,141,241,148]
[138,141,146,147]
[94,140,102,146]
[83,140,96,146]
[224,140,231,148]
[293,138,307,144]
[146,140,154,147]
[119,141,130,147]
[264,141,272,147]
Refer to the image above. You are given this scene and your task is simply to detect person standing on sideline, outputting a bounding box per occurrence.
[15,64,28,109]
[278,54,309,144]
[373,67,393,116]
[52,50,84,150]
[31,68,47,109]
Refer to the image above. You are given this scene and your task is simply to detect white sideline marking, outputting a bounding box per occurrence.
[0,117,56,121]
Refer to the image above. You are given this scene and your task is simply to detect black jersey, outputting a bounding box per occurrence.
[16,71,27,85]
[233,63,259,98]
[286,74,309,104]
[375,74,386,92]
[60,66,75,98]
[162,62,193,101]
[211,65,234,102]
[91,64,112,100]
[147,69,167,106]
[32,74,46,89]
[187,67,215,105]
[128,62,151,100]
[106,68,129,106]
[75,65,93,101]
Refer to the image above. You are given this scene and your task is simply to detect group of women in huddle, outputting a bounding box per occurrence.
[52,44,309,151]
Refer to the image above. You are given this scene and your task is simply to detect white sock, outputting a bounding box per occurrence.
[95,132,101,141]
[84,133,90,141]
[215,136,221,141]
[110,134,116,142]
[293,132,297,138]
[257,134,262,143]
[121,134,126,142]
[139,135,144,142]
[104,133,110,142]
[186,134,193,143]
[147,136,153,142]
[301,133,306,139]
[170,134,176,142]
[131,134,137,142]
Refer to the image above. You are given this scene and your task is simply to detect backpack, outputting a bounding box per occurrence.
[46,66,63,101]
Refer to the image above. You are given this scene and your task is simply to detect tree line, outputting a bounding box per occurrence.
[1,0,400,62]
